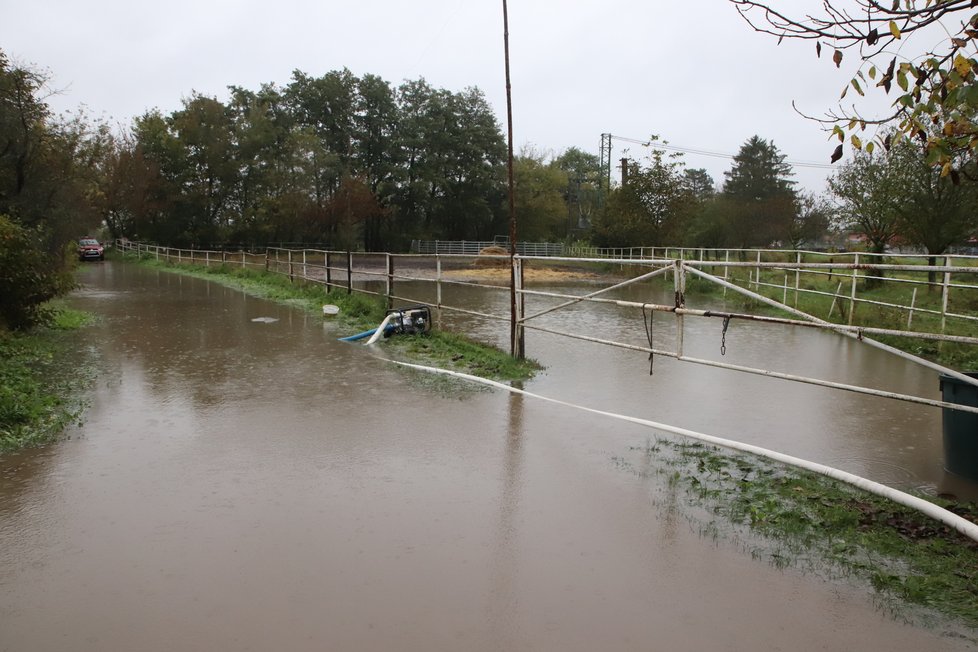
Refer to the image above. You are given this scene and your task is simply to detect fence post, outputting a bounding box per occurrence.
[264,250,270,272]
[386,254,394,311]
[828,281,844,319]
[941,255,952,339]
[848,253,859,326]
[288,250,294,283]
[794,252,802,308]
[302,249,308,280]
[513,256,525,360]
[755,250,761,291]
[346,251,353,295]
[908,287,918,329]
[674,260,686,358]
[436,256,443,328]
[326,252,332,289]
[723,249,730,299]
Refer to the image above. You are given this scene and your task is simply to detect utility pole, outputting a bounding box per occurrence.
[502,0,523,359]
[599,133,613,191]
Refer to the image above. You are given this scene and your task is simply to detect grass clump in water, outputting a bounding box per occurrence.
[392,330,540,382]
[624,438,978,633]
[0,306,96,451]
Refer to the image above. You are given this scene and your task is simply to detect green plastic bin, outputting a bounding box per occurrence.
[939,372,978,482]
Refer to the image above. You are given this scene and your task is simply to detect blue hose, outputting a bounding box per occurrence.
[338,324,396,342]
[338,328,376,342]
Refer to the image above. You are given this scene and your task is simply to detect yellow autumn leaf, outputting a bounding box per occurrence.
[954,55,972,78]
[889,21,901,40]
[851,134,863,150]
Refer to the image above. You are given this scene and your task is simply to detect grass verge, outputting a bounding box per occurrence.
[617,437,978,634]
[725,267,977,370]
[126,256,541,382]
[0,306,97,452]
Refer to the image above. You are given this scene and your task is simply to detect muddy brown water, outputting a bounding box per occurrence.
[1,261,976,651]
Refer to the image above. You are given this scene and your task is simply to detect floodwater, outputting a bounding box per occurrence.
[1,261,975,651]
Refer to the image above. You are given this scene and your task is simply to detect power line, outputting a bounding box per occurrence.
[608,134,837,170]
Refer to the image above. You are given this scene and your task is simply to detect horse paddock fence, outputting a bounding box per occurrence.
[115,241,978,416]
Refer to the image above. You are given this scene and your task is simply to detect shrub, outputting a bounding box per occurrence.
[0,214,75,331]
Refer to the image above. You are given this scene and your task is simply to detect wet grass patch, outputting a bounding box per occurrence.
[0,306,98,451]
[390,330,538,382]
[127,257,540,382]
[619,437,978,634]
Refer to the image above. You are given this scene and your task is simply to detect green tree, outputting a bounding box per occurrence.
[168,94,239,245]
[393,81,506,241]
[887,137,978,262]
[592,146,695,247]
[321,174,389,251]
[722,136,797,247]
[786,192,833,250]
[0,51,104,329]
[226,84,289,243]
[553,147,604,232]
[287,69,357,166]
[730,0,978,173]
[104,68,510,250]
[513,149,569,242]
[683,168,716,200]
[111,112,183,244]
[684,196,733,249]
[0,215,74,330]
[828,151,900,255]
[353,74,399,250]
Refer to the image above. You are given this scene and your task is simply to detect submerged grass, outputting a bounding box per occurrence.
[621,438,978,634]
[127,256,540,382]
[0,306,97,451]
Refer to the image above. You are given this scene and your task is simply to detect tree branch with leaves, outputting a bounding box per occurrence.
[730,0,978,176]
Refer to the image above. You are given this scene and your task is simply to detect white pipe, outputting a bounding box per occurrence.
[390,360,978,544]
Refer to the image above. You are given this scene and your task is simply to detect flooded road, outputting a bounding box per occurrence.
[426,275,978,501]
[1,261,975,651]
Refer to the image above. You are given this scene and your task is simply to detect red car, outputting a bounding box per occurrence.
[77,237,104,261]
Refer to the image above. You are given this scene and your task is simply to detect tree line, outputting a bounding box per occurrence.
[594,134,978,262]
[2,44,977,330]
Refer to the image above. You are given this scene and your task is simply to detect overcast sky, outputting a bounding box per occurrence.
[3,0,901,194]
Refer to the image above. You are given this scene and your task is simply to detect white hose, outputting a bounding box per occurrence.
[392,360,978,544]
[365,314,395,345]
